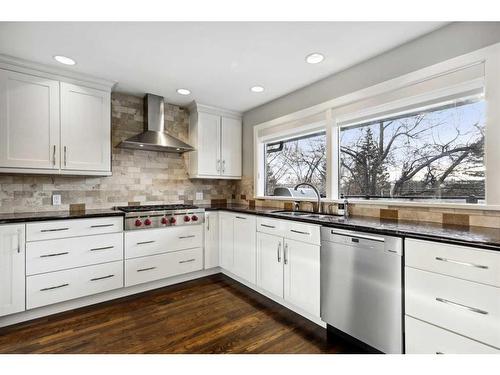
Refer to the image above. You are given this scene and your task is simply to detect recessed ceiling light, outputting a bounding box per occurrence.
[176,88,191,96]
[250,86,264,93]
[305,53,324,64]
[53,55,76,66]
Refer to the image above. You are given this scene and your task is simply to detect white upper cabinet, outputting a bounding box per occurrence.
[60,82,111,172]
[188,103,242,179]
[0,69,60,170]
[221,116,242,177]
[0,57,114,176]
[0,224,25,317]
[194,111,221,176]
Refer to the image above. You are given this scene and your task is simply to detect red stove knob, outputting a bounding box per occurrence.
[144,218,152,226]
[135,219,142,227]
[161,217,168,225]
[184,215,191,222]
[170,217,177,224]
[191,215,198,221]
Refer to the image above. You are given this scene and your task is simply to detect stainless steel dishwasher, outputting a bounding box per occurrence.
[320,227,403,354]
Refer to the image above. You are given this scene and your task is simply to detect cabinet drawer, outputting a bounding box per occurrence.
[256,217,286,237]
[405,316,499,354]
[125,225,202,259]
[125,247,203,287]
[406,239,500,287]
[27,217,123,241]
[284,221,320,245]
[26,233,123,275]
[26,260,123,309]
[405,267,500,348]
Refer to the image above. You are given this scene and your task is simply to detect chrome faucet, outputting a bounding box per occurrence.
[293,182,321,213]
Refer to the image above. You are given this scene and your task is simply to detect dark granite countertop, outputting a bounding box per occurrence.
[0,208,124,224]
[2,204,500,251]
[201,204,500,251]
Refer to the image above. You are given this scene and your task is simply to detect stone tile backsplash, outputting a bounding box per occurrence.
[0,93,237,213]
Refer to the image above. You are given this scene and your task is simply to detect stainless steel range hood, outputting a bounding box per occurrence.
[118,94,194,153]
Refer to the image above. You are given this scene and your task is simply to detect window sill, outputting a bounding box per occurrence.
[255,195,500,211]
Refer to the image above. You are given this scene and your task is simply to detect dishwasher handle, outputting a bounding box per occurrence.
[330,230,385,243]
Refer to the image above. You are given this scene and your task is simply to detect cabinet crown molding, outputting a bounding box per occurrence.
[188,101,242,119]
[0,54,116,92]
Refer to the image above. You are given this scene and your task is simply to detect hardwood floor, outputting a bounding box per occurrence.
[0,274,362,354]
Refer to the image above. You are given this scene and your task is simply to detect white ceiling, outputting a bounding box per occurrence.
[0,22,447,112]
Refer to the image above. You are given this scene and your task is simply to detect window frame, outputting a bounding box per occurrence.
[253,42,500,208]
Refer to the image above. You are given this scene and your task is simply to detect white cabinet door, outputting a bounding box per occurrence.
[256,232,284,298]
[220,116,242,177]
[204,211,219,269]
[232,214,256,283]
[0,224,25,317]
[197,112,221,176]
[219,212,234,272]
[284,238,320,317]
[60,82,111,172]
[0,69,59,170]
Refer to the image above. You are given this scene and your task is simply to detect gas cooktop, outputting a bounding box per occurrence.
[115,204,205,230]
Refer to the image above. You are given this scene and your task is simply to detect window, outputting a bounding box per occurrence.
[265,131,327,197]
[339,95,486,203]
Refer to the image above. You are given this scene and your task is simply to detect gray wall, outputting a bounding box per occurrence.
[242,22,500,176]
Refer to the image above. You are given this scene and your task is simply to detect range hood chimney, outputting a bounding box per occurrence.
[118,94,195,153]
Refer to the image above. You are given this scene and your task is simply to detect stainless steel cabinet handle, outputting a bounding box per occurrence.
[90,274,115,281]
[207,215,210,231]
[17,229,22,253]
[40,251,69,258]
[90,224,115,228]
[216,159,220,172]
[261,224,275,229]
[64,146,67,166]
[137,240,155,245]
[52,145,56,166]
[436,297,488,315]
[331,231,385,243]
[435,257,488,269]
[290,229,310,235]
[277,242,281,263]
[90,246,114,252]
[41,228,69,232]
[284,243,288,265]
[137,267,156,272]
[40,283,69,291]
[179,235,195,239]
[235,216,246,220]
[179,258,196,264]
[436,352,444,354]
[222,160,226,173]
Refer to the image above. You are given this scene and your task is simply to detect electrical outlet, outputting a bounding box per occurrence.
[196,192,203,200]
[52,194,61,206]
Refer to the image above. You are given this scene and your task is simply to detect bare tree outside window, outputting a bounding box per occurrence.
[339,97,485,203]
[265,132,326,196]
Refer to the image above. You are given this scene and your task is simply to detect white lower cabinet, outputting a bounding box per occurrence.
[255,218,321,317]
[219,212,235,271]
[204,211,219,269]
[233,215,256,284]
[256,232,284,298]
[219,212,256,284]
[125,248,203,287]
[406,316,499,354]
[26,260,123,309]
[0,224,25,317]
[405,238,500,353]
[283,238,320,317]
